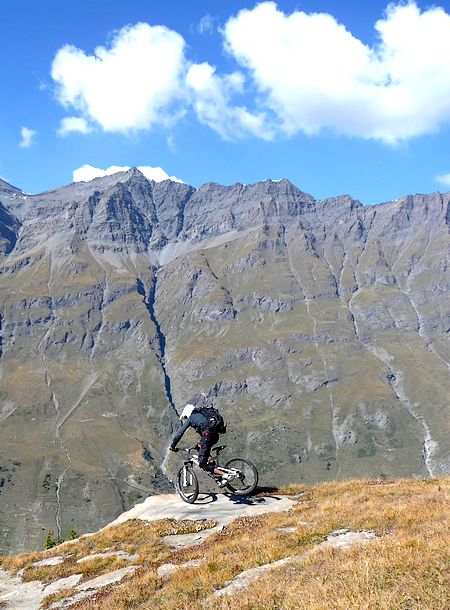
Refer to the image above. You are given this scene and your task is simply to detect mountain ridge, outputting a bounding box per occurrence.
[3,170,449,269]
[0,170,449,554]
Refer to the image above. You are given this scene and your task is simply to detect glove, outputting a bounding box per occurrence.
[169,446,178,452]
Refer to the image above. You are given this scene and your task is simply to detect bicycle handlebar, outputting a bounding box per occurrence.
[175,447,199,457]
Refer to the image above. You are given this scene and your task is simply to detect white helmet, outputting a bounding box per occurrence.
[180,404,195,420]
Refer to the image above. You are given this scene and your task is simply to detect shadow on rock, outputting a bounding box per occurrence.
[254,486,280,495]
[225,494,281,505]
[195,492,218,504]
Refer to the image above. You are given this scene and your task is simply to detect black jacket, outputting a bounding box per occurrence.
[170,412,210,449]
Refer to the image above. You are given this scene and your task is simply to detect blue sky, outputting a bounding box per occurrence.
[2,0,450,204]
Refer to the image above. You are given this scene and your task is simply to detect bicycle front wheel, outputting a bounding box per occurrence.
[224,458,258,496]
[176,464,199,503]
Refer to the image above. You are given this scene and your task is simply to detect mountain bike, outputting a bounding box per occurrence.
[174,445,258,504]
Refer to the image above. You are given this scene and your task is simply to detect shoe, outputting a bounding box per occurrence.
[218,473,233,487]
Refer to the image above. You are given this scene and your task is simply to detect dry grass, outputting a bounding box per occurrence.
[0,518,216,584]
[205,478,450,610]
[67,477,449,610]
[206,536,448,610]
[2,478,449,610]
[21,555,128,585]
[40,586,78,609]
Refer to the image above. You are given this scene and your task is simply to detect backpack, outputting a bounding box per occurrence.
[193,406,227,434]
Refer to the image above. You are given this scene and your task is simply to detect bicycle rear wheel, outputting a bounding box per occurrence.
[176,464,199,503]
[224,458,258,496]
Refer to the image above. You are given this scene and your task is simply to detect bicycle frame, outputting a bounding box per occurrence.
[179,448,240,481]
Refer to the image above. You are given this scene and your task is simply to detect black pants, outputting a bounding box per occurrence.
[198,432,219,471]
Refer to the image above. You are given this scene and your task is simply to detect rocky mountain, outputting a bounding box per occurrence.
[0,169,449,553]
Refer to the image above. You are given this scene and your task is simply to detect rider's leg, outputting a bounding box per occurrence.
[198,432,223,475]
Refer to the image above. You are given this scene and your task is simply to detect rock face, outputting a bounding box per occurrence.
[0,169,449,554]
[0,180,22,257]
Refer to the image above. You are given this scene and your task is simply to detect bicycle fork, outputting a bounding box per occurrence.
[183,464,193,486]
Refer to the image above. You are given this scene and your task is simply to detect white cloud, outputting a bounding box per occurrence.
[19,126,37,148]
[51,22,187,132]
[50,19,274,141]
[197,14,217,35]
[186,62,274,140]
[223,1,450,143]
[435,173,450,187]
[50,3,450,145]
[166,134,177,152]
[57,116,93,136]
[72,164,184,183]
[137,165,184,183]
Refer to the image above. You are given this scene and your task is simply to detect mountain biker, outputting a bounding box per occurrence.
[169,403,226,478]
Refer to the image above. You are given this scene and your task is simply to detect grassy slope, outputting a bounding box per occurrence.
[1,477,448,609]
[0,247,176,552]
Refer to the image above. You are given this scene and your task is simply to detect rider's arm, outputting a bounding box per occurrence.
[170,418,191,449]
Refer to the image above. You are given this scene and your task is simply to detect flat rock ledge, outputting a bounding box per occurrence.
[157,559,203,580]
[32,556,65,568]
[0,565,136,610]
[213,529,376,598]
[109,492,296,532]
[76,550,138,563]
